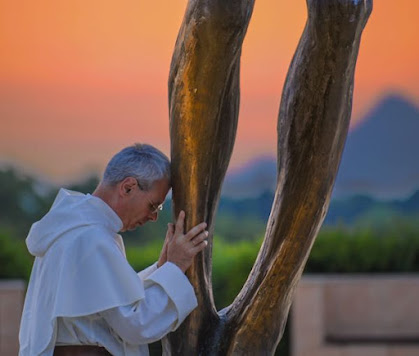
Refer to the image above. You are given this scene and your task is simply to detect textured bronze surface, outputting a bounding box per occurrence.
[166,0,372,354]
[165,1,255,354]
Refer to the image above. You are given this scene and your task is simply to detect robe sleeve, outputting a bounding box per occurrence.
[101,262,197,345]
[137,262,158,280]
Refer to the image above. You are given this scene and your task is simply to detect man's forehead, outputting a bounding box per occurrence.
[150,178,171,194]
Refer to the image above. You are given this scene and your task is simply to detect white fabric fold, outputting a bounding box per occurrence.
[144,262,198,329]
[137,262,158,280]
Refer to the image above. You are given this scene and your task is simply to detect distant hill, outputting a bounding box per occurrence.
[222,157,277,198]
[222,93,419,199]
[333,94,419,199]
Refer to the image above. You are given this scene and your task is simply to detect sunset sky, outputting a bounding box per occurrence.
[1,0,418,183]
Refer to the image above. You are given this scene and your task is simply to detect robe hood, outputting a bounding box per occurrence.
[26,188,123,257]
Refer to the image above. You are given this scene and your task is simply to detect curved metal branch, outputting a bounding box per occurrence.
[223,0,373,354]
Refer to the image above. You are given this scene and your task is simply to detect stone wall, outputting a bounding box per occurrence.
[291,275,419,356]
[2,276,419,355]
[0,280,25,356]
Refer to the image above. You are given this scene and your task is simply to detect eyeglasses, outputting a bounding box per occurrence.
[135,179,164,214]
[146,197,163,214]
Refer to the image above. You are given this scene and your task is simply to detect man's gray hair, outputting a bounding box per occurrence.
[103,143,170,190]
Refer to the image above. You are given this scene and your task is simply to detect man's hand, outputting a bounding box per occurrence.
[164,210,208,272]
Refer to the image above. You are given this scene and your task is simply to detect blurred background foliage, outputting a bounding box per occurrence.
[1,167,419,355]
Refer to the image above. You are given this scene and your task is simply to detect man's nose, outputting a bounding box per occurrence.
[149,212,158,222]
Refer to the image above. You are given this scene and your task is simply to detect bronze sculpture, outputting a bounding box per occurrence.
[166,0,372,354]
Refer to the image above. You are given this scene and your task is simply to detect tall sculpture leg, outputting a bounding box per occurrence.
[224,1,373,354]
[165,1,255,354]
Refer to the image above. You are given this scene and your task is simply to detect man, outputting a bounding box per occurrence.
[19,144,208,356]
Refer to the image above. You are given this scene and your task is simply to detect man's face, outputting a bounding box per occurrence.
[118,177,170,232]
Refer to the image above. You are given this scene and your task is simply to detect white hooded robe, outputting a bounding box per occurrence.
[19,189,197,356]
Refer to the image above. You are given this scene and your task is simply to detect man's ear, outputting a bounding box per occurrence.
[119,177,137,196]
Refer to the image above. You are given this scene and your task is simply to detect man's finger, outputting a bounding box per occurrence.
[168,223,175,234]
[185,222,207,241]
[175,211,185,235]
[191,231,208,245]
[166,223,175,240]
[192,240,208,253]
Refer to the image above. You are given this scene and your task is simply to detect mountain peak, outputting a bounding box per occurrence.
[355,93,418,131]
[333,93,419,199]
[222,93,419,199]
[376,93,418,110]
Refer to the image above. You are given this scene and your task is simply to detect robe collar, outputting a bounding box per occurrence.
[86,193,123,233]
